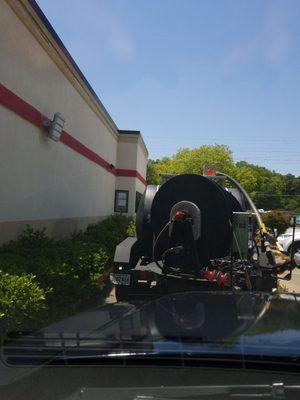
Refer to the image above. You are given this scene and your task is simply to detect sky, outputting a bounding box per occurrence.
[36,0,300,176]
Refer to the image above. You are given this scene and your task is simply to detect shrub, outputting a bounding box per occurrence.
[0,214,135,325]
[0,273,47,337]
[42,245,109,318]
[262,210,290,235]
[83,214,135,256]
[0,226,56,276]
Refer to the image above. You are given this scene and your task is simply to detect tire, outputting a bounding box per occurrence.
[288,241,300,254]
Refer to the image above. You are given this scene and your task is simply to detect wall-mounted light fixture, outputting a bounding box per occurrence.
[43,112,65,142]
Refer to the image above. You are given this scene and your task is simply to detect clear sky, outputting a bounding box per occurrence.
[36,0,300,176]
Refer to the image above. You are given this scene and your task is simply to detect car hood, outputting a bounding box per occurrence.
[3,291,300,365]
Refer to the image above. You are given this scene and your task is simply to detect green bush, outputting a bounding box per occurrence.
[42,244,109,318]
[83,214,135,256]
[0,214,135,325]
[262,210,290,235]
[0,273,47,337]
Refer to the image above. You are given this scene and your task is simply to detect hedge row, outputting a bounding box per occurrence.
[0,214,135,337]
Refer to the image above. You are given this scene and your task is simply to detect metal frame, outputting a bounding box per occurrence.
[114,190,129,213]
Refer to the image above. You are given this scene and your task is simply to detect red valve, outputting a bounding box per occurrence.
[216,272,230,287]
[203,268,216,282]
[202,268,230,286]
[172,211,186,222]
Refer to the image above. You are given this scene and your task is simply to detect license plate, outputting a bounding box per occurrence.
[110,273,131,286]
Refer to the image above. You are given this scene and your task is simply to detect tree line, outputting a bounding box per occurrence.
[146,145,300,213]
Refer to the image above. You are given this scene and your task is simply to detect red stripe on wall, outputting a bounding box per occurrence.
[116,169,147,186]
[0,82,146,185]
[0,83,44,128]
[60,131,116,174]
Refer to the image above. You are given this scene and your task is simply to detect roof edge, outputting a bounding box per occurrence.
[26,0,118,132]
[118,130,148,157]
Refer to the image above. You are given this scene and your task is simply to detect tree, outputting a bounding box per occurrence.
[146,159,160,184]
[284,174,300,196]
[148,145,236,181]
[235,162,285,210]
[234,165,258,195]
[146,146,300,212]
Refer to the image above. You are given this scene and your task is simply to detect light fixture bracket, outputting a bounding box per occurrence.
[43,112,65,142]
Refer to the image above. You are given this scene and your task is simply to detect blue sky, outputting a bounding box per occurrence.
[36,0,300,176]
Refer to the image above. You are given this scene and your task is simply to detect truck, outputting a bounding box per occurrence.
[111,167,297,302]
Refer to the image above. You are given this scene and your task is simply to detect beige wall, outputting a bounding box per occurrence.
[0,1,118,161]
[0,0,147,243]
[117,133,148,174]
[136,140,148,179]
[0,0,117,223]
[116,134,148,215]
[0,103,116,237]
[136,179,147,198]
[117,136,137,170]
[0,216,106,244]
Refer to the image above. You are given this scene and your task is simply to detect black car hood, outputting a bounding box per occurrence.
[3,291,300,366]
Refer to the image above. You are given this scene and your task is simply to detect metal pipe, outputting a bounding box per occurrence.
[216,172,267,234]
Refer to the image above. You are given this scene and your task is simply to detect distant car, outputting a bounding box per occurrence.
[276,227,300,253]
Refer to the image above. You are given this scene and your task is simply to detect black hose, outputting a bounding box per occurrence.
[152,221,171,270]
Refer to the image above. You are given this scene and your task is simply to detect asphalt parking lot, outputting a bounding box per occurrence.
[279,267,300,293]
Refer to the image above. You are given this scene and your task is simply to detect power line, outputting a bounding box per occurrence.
[235,157,300,161]
[234,159,300,162]
[149,147,300,155]
[235,150,300,153]
[148,137,300,143]
[254,194,300,197]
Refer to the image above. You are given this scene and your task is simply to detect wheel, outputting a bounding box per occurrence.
[288,241,300,254]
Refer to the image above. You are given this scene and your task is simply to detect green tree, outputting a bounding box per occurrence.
[235,162,285,210]
[283,198,300,214]
[146,159,161,184]
[170,145,235,175]
[146,147,300,212]
[284,174,300,196]
[147,144,236,182]
[235,165,258,195]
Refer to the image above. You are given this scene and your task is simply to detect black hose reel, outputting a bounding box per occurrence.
[136,174,242,272]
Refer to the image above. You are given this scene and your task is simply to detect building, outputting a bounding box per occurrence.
[0,0,148,243]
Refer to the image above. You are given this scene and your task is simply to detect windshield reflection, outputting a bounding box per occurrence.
[2,291,300,366]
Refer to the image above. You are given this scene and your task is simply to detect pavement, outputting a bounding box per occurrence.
[279,267,300,293]
[105,287,116,304]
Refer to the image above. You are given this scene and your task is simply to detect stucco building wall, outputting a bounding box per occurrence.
[0,0,148,243]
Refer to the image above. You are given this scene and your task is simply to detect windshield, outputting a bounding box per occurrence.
[1,0,300,399]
